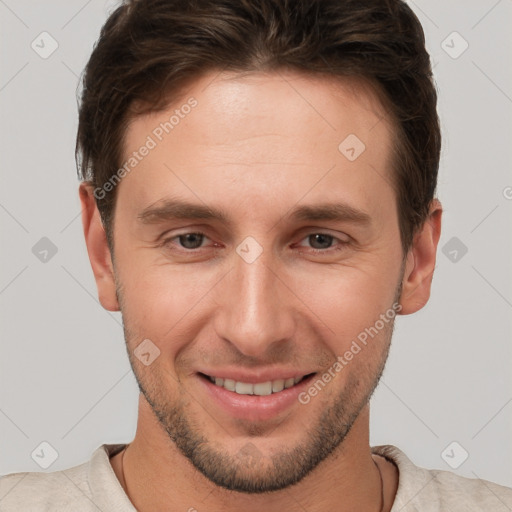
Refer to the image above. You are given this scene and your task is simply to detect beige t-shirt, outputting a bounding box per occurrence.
[1,443,511,511]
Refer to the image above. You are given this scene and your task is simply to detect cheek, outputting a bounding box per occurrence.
[298,259,399,335]
[116,258,218,345]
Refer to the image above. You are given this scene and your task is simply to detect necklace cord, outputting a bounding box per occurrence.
[374,456,385,512]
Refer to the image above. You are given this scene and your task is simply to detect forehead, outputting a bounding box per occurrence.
[144,70,389,144]
[124,69,392,149]
[118,70,396,223]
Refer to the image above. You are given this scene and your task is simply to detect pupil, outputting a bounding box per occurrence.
[310,234,332,249]
[180,233,203,249]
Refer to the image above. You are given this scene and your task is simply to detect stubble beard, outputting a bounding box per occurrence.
[117,276,401,493]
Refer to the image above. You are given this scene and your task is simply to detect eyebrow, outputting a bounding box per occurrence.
[137,198,372,227]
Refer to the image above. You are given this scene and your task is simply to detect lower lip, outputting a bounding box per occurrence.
[198,374,316,422]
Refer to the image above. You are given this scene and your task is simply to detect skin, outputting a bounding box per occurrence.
[80,70,442,512]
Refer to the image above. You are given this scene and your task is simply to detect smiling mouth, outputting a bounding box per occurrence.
[199,373,316,396]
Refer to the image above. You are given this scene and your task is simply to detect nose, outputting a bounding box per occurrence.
[213,241,296,358]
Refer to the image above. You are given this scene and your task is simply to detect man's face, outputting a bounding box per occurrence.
[111,71,405,492]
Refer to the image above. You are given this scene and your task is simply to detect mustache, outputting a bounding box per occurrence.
[178,344,335,371]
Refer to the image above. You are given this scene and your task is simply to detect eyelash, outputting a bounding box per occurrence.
[161,231,350,255]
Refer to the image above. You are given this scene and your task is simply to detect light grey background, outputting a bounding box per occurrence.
[1,0,511,489]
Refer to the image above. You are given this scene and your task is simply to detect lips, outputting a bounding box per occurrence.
[198,371,317,421]
[206,375,306,396]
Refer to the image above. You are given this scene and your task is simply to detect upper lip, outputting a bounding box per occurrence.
[197,368,316,384]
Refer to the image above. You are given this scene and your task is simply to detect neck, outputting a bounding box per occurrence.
[112,396,396,512]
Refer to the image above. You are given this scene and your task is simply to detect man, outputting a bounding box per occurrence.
[1,0,511,510]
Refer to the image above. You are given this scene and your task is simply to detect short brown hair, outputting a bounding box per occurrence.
[76,0,441,254]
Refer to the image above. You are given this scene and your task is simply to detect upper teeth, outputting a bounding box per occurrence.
[209,376,304,395]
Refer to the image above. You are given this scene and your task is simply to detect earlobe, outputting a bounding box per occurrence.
[79,182,120,312]
[398,199,442,315]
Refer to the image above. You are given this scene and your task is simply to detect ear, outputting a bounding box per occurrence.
[398,199,442,315]
[79,182,120,312]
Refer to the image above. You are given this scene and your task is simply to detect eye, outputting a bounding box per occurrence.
[163,232,211,251]
[296,233,350,254]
